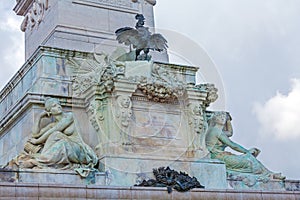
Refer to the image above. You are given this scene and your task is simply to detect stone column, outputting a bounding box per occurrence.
[14,0,165,61]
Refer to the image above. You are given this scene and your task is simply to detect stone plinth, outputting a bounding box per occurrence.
[98,156,227,189]
[0,182,299,199]
[0,169,106,185]
[0,46,219,188]
[228,179,286,191]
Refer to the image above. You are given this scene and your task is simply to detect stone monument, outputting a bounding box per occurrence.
[0,0,299,199]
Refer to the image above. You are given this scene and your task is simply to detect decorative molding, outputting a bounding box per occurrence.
[114,95,133,145]
[20,0,49,32]
[131,64,186,103]
[188,103,204,135]
[87,99,105,132]
[131,0,156,6]
[68,53,125,97]
[115,95,132,128]
[73,0,139,14]
[195,84,218,107]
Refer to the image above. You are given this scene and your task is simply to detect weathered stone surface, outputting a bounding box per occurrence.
[0,46,295,191]
[228,179,285,191]
[285,180,300,191]
[14,0,168,62]
[15,183,39,199]
[0,169,106,185]
[0,182,16,199]
[98,156,227,189]
[0,182,299,199]
[2,0,296,196]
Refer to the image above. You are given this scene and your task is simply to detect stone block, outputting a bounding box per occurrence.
[190,160,227,189]
[131,187,171,200]
[15,183,39,199]
[0,182,16,199]
[87,186,132,199]
[99,156,227,189]
[228,179,286,191]
[125,61,153,78]
[240,191,263,200]
[95,173,106,185]
[18,169,93,185]
[224,190,243,200]
[46,32,96,54]
[38,184,87,199]
[191,189,226,200]
[0,170,17,183]
[108,9,136,32]
[171,190,191,200]
[261,191,296,200]
[33,78,70,96]
[42,56,57,75]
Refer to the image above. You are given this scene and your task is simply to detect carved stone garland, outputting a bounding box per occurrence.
[131,64,186,103]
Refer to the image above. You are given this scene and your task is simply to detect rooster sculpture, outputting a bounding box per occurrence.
[115,14,168,61]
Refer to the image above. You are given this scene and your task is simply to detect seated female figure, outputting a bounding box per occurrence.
[23,98,98,177]
[205,112,285,184]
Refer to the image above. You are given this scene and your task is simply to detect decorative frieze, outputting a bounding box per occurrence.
[20,0,49,32]
[69,53,125,97]
[73,0,139,13]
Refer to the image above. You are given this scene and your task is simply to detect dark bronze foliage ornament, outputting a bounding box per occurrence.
[134,167,205,193]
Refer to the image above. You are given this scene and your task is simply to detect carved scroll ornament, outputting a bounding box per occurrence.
[70,53,125,96]
[195,83,218,107]
[21,0,49,32]
[131,0,156,6]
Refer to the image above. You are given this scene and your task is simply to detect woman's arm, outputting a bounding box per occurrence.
[218,133,249,154]
[32,111,51,138]
[30,113,74,144]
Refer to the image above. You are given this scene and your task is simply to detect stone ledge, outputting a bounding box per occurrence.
[0,183,299,199]
[0,169,106,186]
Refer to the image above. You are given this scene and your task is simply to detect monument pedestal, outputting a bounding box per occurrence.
[0,0,297,197]
[98,156,227,189]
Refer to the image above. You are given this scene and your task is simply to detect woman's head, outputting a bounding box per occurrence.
[210,111,227,126]
[44,98,61,113]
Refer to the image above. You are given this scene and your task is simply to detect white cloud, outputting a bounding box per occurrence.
[253,79,300,140]
[0,4,24,89]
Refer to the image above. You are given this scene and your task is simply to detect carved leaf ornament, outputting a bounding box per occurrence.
[135,167,205,193]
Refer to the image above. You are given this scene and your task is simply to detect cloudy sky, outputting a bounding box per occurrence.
[0,1,299,179]
[155,0,300,179]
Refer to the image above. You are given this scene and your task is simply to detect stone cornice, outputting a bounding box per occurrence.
[14,0,34,16]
